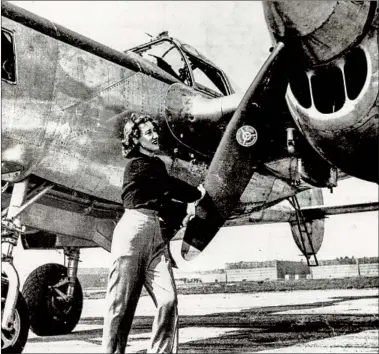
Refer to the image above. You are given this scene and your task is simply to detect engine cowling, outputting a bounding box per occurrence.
[286,29,379,183]
[263,1,379,183]
[263,1,377,66]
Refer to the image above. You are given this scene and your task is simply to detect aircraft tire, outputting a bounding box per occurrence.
[1,277,30,353]
[22,263,83,336]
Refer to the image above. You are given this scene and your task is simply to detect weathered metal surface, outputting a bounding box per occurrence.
[1,8,302,255]
[1,1,181,85]
[1,8,300,211]
[264,1,379,183]
[165,82,241,124]
[263,1,377,66]
[301,201,379,218]
[289,188,325,257]
[179,43,287,260]
[2,1,378,258]
[285,28,379,183]
[203,42,286,218]
[19,202,114,252]
[164,84,239,158]
[234,201,379,226]
[173,199,379,233]
[1,16,188,202]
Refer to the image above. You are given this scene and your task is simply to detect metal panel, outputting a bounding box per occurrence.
[19,202,115,251]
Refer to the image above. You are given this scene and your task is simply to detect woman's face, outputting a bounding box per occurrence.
[137,121,160,154]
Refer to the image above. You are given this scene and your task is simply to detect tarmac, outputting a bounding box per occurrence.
[23,288,378,353]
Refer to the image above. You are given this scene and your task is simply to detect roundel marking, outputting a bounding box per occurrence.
[236,125,258,147]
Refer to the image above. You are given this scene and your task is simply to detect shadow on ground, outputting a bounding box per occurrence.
[28,293,378,352]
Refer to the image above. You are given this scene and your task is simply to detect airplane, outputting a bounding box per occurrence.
[1,1,378,352]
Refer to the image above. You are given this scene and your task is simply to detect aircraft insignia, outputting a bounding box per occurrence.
[236,125,258,147]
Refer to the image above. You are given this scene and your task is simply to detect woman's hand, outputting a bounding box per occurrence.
[197,184,206,201]
[182,202,196,227]
[182,184,206,227]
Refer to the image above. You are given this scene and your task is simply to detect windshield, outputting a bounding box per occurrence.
[132,40,192,85]
[186,52,228,96]
[129,36,232,96]
[180,42,231,96]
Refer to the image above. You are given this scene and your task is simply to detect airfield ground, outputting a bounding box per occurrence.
[23,288,378,353]
[83,276,379,299]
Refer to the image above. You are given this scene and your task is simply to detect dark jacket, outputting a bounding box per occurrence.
[122,150,201,222]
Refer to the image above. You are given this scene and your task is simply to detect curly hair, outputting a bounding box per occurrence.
[121,112,158,158]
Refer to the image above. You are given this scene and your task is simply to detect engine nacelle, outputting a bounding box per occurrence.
[286,28,378,183]
[263,1,379,183]
[263,1,377,66]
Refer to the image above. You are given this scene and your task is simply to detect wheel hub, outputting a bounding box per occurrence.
[1,298,21,349]
[48,286,74,321]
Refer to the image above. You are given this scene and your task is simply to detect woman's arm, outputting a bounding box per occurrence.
[168,176,202,202]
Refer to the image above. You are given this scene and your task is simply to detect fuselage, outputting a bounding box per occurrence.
[0,2,303,211]
[1,4,227,203]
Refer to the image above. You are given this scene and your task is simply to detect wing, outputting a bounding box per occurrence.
[226,201,379,227]
[172,200,379,241]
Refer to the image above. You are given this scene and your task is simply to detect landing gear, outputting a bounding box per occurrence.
[2,179,31,353]
[22,260,83,336]
[2,177,85,345]
[1,276,29,353]
[289,195,321,267]
[1,178,55,352]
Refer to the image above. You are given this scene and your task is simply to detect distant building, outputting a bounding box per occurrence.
[77,257,379,290]
[310,257,379,279]
[225,260,310,282]
[173,260,310,285]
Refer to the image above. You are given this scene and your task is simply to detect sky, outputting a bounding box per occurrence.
[6,1,379,279]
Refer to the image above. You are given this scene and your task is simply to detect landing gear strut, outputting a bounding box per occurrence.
[1,179,54,352]
[289,195,319,267]
[2,179,29,353]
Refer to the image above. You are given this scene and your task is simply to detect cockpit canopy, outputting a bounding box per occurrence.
[127,31,234,97]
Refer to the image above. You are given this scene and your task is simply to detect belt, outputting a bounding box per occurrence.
[125,208,159,217]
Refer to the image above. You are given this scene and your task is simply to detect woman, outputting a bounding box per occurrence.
[102,112,203,353]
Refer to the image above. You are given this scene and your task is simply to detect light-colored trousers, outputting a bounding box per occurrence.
[102,209,178,353]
